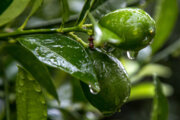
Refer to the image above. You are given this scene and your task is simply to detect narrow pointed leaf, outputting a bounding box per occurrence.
[60,0,70,24]
[151,0,178,54]
[19,0,43,29]
[151,76,168,120]
[16,66,47,120]
[17,34,99,92]
[76,0,95,25]
[3,44,59,101]
[0,0,31,26]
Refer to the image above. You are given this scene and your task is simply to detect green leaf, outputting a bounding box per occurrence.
[151,76,168,120]
[19,0,44,29]
[0,0,31,27]
[151,0,178,54]
[129,82,173,101]
[16,66,47,120]
[60,0,70,25]
[130,63,172,83]
[0,0,13,15]
[88,13,122,47]
[17,34,100,92]
[76,0,95,25]
[3,44,59,101]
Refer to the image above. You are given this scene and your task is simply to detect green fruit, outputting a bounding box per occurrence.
[98,8,156,51]
[81,48,131,115]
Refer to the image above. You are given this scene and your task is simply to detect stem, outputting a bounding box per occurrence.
[0,26,89,39]
[0,58,10,120]
[68,32,88,48]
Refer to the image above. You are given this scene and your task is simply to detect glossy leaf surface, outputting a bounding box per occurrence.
[0,0,13,15]
[3,44,58,101]
[16,66,47,120]
[151,76,168,120]
[81,48,131,115]
[151,0,178,54]
[17,34,99,92]
[0,0,31,26]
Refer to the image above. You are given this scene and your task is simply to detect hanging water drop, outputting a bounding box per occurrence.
[126,51,138,60]
[89,85,99,95]
[33,84,41,92]
[19,79,24,86]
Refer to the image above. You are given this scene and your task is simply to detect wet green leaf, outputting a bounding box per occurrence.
[0,0,13,15]
[76,0,95,25]
[16,66,47,120]
[151,76,168,120]
[151,0,178,54]
[17,34,99,92]
[0,0,31,26]
[3,44,59,101]
[129,82,173,101]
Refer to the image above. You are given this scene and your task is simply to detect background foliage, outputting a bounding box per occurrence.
[0,0,180,120]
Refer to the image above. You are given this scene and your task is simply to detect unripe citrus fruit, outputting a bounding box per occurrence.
[98,8,155,51]
[81,48,131,115]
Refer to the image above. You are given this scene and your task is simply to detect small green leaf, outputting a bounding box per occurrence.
[3,44,59,101]
[129,82,173,101]
[151,76,168,120]
[16,66,47,120]
[17,34,99,92]
[151,0,178,54]
[88,13,122,47]
[19,0,44,29]
[0,0,13,15]
[60,0,70,25]
[0,0,31,27]
[76,0,95,25]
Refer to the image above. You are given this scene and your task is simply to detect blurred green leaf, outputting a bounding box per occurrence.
[3,44,59,101]
[60,0,70,25]
[16,66,47,120]
[131,64,171,83]
[151,76,168,120]
[76,0,95,25]
[151,0,178,54]
[0,0,31,27]
[129,82,173,101]
[19,0,44,29]
[0,0,12,15]
[152,38,180,62]
[17,34,100,92]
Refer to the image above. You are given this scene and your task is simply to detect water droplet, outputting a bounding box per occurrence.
[118,109,121,112]
[33,84,41,92]
[89,85,99,95]
[126,51,138,60]
[43,111,47,117]
[27,74,34,81]
[17,89,22,93]
[40,97,46,104]
[19,79,24,86]
[123,96,129,103]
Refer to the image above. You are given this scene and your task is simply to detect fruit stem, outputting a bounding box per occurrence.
[0,25,91,40]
